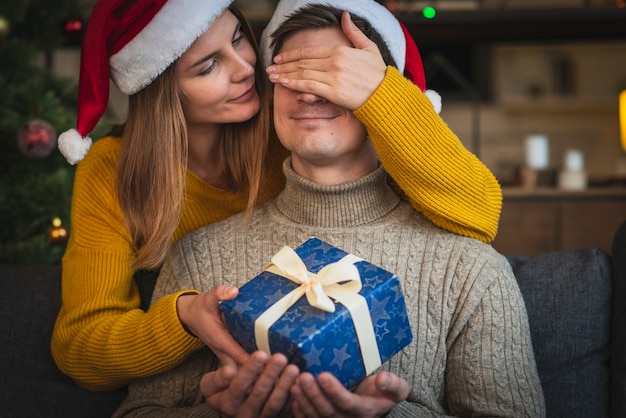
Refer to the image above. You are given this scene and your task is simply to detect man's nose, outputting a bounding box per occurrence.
[297,92,327,105]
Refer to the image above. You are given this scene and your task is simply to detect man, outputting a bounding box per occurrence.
[115,2,545,417]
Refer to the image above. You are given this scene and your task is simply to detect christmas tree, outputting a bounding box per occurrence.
[0,0,108,264]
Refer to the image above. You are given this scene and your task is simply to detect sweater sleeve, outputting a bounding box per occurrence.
[113,349,220,418]
[444,263,545,417]
[50,139,203,391]
[387,258,545,417]
[354,67,502,243]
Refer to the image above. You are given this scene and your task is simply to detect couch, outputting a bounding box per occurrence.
[0,226,623,418]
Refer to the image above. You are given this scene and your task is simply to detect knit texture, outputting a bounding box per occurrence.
[50,136,285,391]
[116,161,544,417]
[357,67,502,243]
[51,67,502,391]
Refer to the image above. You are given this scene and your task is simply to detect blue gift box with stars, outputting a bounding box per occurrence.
[220,237,413,389]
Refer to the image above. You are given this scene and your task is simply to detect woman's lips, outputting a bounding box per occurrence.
[230,84,256,103]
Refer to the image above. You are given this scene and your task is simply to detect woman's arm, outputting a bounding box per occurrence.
[355,67,501,243]
[51,138,202,391]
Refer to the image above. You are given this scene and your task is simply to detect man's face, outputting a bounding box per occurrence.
[273,27,374,182]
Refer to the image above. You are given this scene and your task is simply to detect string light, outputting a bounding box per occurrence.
[422,6,436,19]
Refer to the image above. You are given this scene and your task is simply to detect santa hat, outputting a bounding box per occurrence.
[58,0,232,164]
[260,0,441,114]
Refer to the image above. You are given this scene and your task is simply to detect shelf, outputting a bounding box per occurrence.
[399,7,626,46]
[498,97,618,114]
[493,187,626,256]
[247,7,626,46]
[502,186,626,199]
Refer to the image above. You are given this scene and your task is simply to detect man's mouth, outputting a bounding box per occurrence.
[291,112,338,121]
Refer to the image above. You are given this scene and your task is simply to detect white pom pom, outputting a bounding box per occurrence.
[424,89,442,114]
[58,129,92,165]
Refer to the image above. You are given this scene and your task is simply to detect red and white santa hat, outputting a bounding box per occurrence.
[260,0,441,114]
[58,0,233,164]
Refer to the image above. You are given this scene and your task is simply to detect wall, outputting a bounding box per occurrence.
[439,40,626,185]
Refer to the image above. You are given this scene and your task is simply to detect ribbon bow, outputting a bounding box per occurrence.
[254,245,381,375]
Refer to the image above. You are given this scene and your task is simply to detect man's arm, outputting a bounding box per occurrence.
[113,349,219,418]
[442,266,545,417]
[154,238,250,368]
[115,350,299,418]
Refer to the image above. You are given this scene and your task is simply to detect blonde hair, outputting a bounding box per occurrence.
[117,6,272,270]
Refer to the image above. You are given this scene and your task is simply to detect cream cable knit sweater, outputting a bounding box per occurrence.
[116,160,545,418]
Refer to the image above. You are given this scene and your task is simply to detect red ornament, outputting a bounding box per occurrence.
[17,119,57,159]
[62,17,84,44]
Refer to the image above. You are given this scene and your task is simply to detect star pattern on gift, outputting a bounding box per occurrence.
[299,324,319,339]
[375,321,390,339]
[358,262,384,289]
[300,304,330,320]
[299,239,346,272]
[276,322,296,337]
[390,283,404,303]
[251,274,274,292]
[370,294,392,321]
[329,315,348,338]
[281,307,303,323]
[389,300,405,317]
[233,299,254,315]
[394,326,410,344]
[301,252,324,271]
[265,288,288,304]
[330,344,352,369]
[303,343,324,367]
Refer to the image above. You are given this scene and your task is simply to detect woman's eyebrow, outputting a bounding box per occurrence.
[190,22,243,69]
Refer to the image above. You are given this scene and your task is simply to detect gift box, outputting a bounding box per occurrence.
[220,237,412,389]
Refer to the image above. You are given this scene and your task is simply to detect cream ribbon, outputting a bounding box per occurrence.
[254,245,382,375]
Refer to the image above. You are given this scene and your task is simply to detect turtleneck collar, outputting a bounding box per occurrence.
[274,157,401,228]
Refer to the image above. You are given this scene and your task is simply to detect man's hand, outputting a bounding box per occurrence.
[176,286,249,368]
[291,371,409,418]
[266,11,387,110]
[200,351,300,418]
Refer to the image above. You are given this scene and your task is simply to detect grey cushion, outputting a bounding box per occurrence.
[612,220,626,418]
[0,264,126,418]
[507,248,612,418]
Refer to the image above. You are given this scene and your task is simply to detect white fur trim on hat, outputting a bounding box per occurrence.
[261,0,405,72]
[110,0,232,95]
[425,89,442,114]
[58,129,93,165]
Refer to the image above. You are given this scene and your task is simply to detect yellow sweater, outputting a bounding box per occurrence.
[51,67,501,391]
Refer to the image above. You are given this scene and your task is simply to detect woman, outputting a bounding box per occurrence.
[52,0,502,391]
